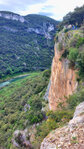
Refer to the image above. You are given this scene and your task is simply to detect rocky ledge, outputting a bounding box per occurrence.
[40,102,84,149]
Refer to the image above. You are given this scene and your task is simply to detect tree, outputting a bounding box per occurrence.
[76,51,84,78]
[68,48,78,63]
[30,97,42,111]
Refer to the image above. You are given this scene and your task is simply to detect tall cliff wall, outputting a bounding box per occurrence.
[48,42,78,111]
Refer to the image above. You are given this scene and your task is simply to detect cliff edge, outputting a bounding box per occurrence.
[49,41,77,110]
[41,102,84,149]
[41,26,84,148]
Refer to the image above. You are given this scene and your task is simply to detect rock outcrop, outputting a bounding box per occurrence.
[48,42,77,110]
[27,23,54,39]
[44,80,51,101]
[0,12,25,22]
[12,129,32,149]
[40,102,84,149]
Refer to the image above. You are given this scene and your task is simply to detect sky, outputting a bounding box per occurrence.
[0,0,83,20]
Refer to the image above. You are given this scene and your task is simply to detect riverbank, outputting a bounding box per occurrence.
[0,71,39,83]
[0,72,40,88]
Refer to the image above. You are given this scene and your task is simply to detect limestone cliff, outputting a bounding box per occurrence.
[48,42,77,111]
[0,11,25,22]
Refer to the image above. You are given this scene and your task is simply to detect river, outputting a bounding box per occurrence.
[0,75,28,88]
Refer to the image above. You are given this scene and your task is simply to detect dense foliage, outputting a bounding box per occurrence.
[68,48,79,64]
[0,70,51,149]
[67,87,84,109]
[58,5,84,30]
[57,26,84,79]
[0,12,59,77]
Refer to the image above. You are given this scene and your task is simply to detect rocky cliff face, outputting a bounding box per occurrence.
[48,42,78,110]
[0,12,25,22]
[41,102,84,149]
[27,23,54,39]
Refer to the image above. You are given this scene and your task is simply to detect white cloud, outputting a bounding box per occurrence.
[0,0,8,5]
[0,0,83,20]
[19,3,45,15]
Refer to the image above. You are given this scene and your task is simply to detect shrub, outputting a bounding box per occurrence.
[67,94,79,109]
[47,110,73,122]
[76,51,84,79]
[36,109,73,144]
[67,88,84,109]
[42,69,51,80]
[68,48,79,63]
[64,28,69,33]
[76,37,84,48]
[70,35,84,48]
[29,97,42,111]
[36,119,58,141]
[61,49,69,59]
[28,110,43,124]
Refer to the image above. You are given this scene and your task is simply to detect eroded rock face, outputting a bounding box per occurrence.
[40,102,84,149]
[12,129,32,149]
[48,43,77,110]
[69,102,84,127]
[0,12,25,22]
[27,23,54,39]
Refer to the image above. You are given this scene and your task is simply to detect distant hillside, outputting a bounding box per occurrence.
[0,12,59,77]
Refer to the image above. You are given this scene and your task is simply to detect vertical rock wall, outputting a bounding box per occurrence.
[48,43,77,110]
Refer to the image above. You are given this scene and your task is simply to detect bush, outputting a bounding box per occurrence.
[47,110,73,122]
[42,69,51,80]
[36,119,58,141]
[68,48,79,63]
[76,37,84,48]
[61,49,69,59]
[29,97,42,111]
[36,109,73,144]
[64,28,69,33]
[28,110,43,124]
[76,51,84,79]
[27,97,44,124]
[67,88,84,109]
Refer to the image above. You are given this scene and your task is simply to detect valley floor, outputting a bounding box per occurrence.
[0,70,50,149]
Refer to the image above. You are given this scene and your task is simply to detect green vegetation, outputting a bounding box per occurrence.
[0,70,51,148]
[58,5,84,30]
[76,37,84,48]
[0,71,37,83]
[0,12,59,77]
[68,48,78,63]
[76,51,84,79]
[27,97,43,124]
[0,7,84,149]
[67,87,84,109]
[60,28,84,110]
[36,109,74,144]
[70,35,84,48]
[71,137,78,144]
[68,35,84,78]
[57,26,84,79]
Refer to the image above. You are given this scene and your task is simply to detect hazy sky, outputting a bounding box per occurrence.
[0,0,83,20]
